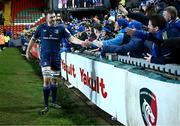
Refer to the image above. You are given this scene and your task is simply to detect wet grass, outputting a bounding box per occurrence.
[0,48,110,125]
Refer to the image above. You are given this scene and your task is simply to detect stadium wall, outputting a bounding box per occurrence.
[60,52,180,126]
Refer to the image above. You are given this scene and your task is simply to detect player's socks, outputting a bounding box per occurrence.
[50,84,57,104]
[50,84,61,109]
[43,86,50,107]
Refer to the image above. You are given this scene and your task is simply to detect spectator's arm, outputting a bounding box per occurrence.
[127,12,149,26]
[119,5,149,26]
[119,5,128,16]
[163,37,180,48]
[134,29,149,40]
[148,33,163,46]
[143,34,180,47]
[126,28,149,40]
[150,56,166,64]
[102,33,124,46]
[145,52,176,65]
[144,53,165,64]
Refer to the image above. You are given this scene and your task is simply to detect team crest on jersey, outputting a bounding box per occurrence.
[54,29,59,34]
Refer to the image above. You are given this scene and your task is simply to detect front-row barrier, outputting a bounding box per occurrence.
[106,53,180,77]
[79,50,180,76]
[61,52,180,126]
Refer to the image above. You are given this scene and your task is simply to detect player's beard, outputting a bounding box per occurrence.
[49,20,56,26]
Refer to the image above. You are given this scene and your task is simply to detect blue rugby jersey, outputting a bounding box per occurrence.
[33,23,71,54]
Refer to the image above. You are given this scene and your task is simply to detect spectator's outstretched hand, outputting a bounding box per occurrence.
[144,53,152,62]
[126,28,136,36]
[92,40,103,48]
[119,5,128,16]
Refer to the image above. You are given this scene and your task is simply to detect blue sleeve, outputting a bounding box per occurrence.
[175,19,180,29]
[62,27,72,40]
[151,56,165,64]
[102,33,124,46]
[101,45,127,57]
[33,25,42,39]
[127,11,149,26]
[134,30,149,40]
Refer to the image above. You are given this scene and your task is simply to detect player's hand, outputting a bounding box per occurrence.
[25,50,31,60]
[81,39,91,47]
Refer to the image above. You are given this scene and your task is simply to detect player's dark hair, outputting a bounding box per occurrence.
[44,10,55,16]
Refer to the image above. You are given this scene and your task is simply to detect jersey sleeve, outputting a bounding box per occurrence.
[62,27,72,40]
[33,25,42,40]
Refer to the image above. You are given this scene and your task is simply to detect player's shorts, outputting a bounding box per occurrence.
[40,52,60,71]
[40,52,60,77]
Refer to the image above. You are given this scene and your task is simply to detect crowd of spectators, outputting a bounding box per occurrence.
[21,0,180,65]
[0,25,31,52]
[58,0,103,8]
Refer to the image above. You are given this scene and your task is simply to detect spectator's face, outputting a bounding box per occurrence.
[163,11,171,22]
[46,13,56,26]
[56,14,61,22]
[148,20,158,33]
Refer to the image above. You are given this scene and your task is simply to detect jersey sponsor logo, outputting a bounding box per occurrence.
[140,88,157,126]
[43,29,47,32]
[43,37,59,40]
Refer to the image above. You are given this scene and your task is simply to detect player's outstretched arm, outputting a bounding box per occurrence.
[68,36,89,47]
[25,37,35,60]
